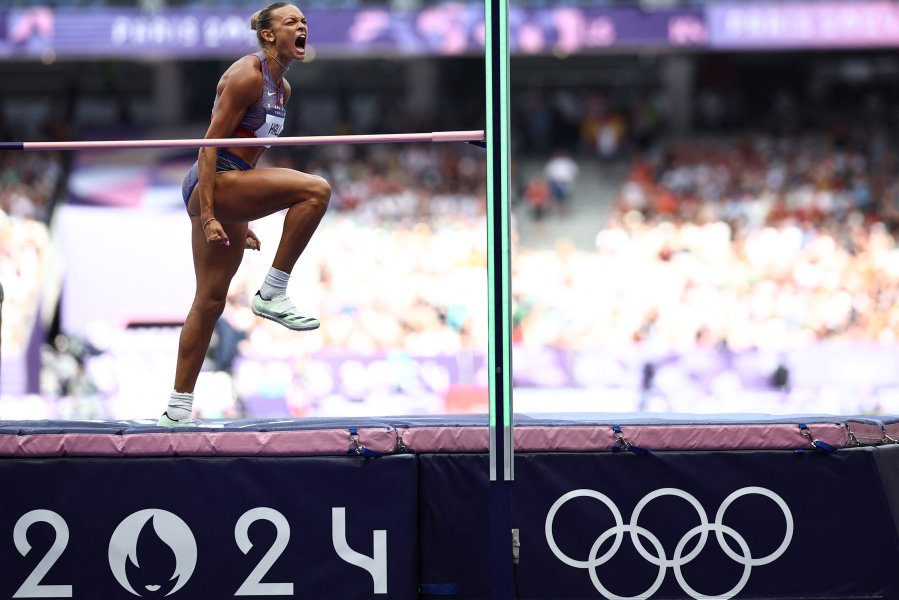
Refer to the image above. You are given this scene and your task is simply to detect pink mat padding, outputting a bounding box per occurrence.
[0,428,399,457]
[603,423,848,451]
[400,422,850,453]
[883,423,899,443]
[400,426,490,453]
[848,421,888,445]
[0,421,869,457]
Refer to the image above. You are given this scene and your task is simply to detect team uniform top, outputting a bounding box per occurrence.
[212,51,287,145]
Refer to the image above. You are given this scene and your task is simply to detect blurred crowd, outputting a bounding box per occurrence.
[0,148,60,359]
[204,127,899,403]
[0,153,62,222]
[596,129,899,351]
[0,111,68,410]
[0,211,51,354]
[514,89,664,160]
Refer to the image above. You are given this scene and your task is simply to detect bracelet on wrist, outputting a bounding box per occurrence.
[202,217,218,230]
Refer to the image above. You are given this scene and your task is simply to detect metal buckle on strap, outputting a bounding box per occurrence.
[799,423,836,452]
[348,427,365,455]
[611,425,651,455]
[612,425,632,452]
[347,427,381,458]
[395,428,411,453]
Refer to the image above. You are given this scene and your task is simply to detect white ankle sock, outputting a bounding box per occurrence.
[260,267,290,301]
[166,391,194,421]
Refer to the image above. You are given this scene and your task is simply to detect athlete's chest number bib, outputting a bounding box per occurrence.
[255,112,285,142]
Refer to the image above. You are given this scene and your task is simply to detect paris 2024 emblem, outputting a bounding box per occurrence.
[108,509,197,597]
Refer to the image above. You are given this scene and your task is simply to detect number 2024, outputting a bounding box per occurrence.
[10,507,387,598]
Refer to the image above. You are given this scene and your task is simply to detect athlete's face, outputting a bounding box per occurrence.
[267,5,307,62]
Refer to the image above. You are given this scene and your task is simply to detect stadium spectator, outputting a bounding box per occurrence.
[544,148,579,214]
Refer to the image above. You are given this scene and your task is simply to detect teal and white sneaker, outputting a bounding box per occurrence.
[251,292,320,331]
[157,413,200,427]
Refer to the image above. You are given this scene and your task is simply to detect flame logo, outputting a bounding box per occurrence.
[108,509,197,597]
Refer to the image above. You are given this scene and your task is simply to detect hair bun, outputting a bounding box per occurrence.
[250,10,261,30]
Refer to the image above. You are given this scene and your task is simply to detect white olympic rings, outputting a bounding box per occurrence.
[544,486,793,600]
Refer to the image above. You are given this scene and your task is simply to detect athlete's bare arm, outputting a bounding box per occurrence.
[196,58,263,244]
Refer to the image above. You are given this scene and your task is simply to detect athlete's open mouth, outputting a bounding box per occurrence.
[295,35,306,49]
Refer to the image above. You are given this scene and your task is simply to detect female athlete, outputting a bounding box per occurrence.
[159,2,330,426]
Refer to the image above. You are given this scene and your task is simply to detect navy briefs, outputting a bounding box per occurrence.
[182,150,254,206]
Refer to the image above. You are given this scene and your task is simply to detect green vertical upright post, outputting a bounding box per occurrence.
[485,0,514,594]
[485,0,513,487]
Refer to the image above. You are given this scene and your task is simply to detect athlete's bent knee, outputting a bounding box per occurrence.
[195,296,227,320]
[314,176,331,203]
[306,176,331,213]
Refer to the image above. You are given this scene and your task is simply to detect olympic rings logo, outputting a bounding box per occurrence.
[545,487,793,600]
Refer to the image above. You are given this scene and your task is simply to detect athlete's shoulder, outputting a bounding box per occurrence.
[227,54,265,85]
[215,55,264,108]
[223,54,263,89]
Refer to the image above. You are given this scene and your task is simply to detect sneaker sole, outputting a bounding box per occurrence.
[157,418,199,428]
[252,306,320,331]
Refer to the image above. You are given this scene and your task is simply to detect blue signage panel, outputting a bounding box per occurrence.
[419,448,899,599]
[0,455,417,599]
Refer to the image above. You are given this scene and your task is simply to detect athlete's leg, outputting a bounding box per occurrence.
[186,167,330,331]
[172,217,248,395]
[187,167,331,274]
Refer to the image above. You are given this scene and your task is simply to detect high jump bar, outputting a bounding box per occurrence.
[0,130,485,152]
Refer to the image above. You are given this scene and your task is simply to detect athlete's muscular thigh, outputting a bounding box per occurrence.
[191,218,247,296]
[211,167,323,223]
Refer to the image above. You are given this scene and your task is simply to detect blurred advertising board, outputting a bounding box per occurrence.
[4,3,899,60]
[0,5,704,59]
[707,1,899,49]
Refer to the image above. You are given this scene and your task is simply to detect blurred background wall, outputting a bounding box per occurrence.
[2,0,899,420]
